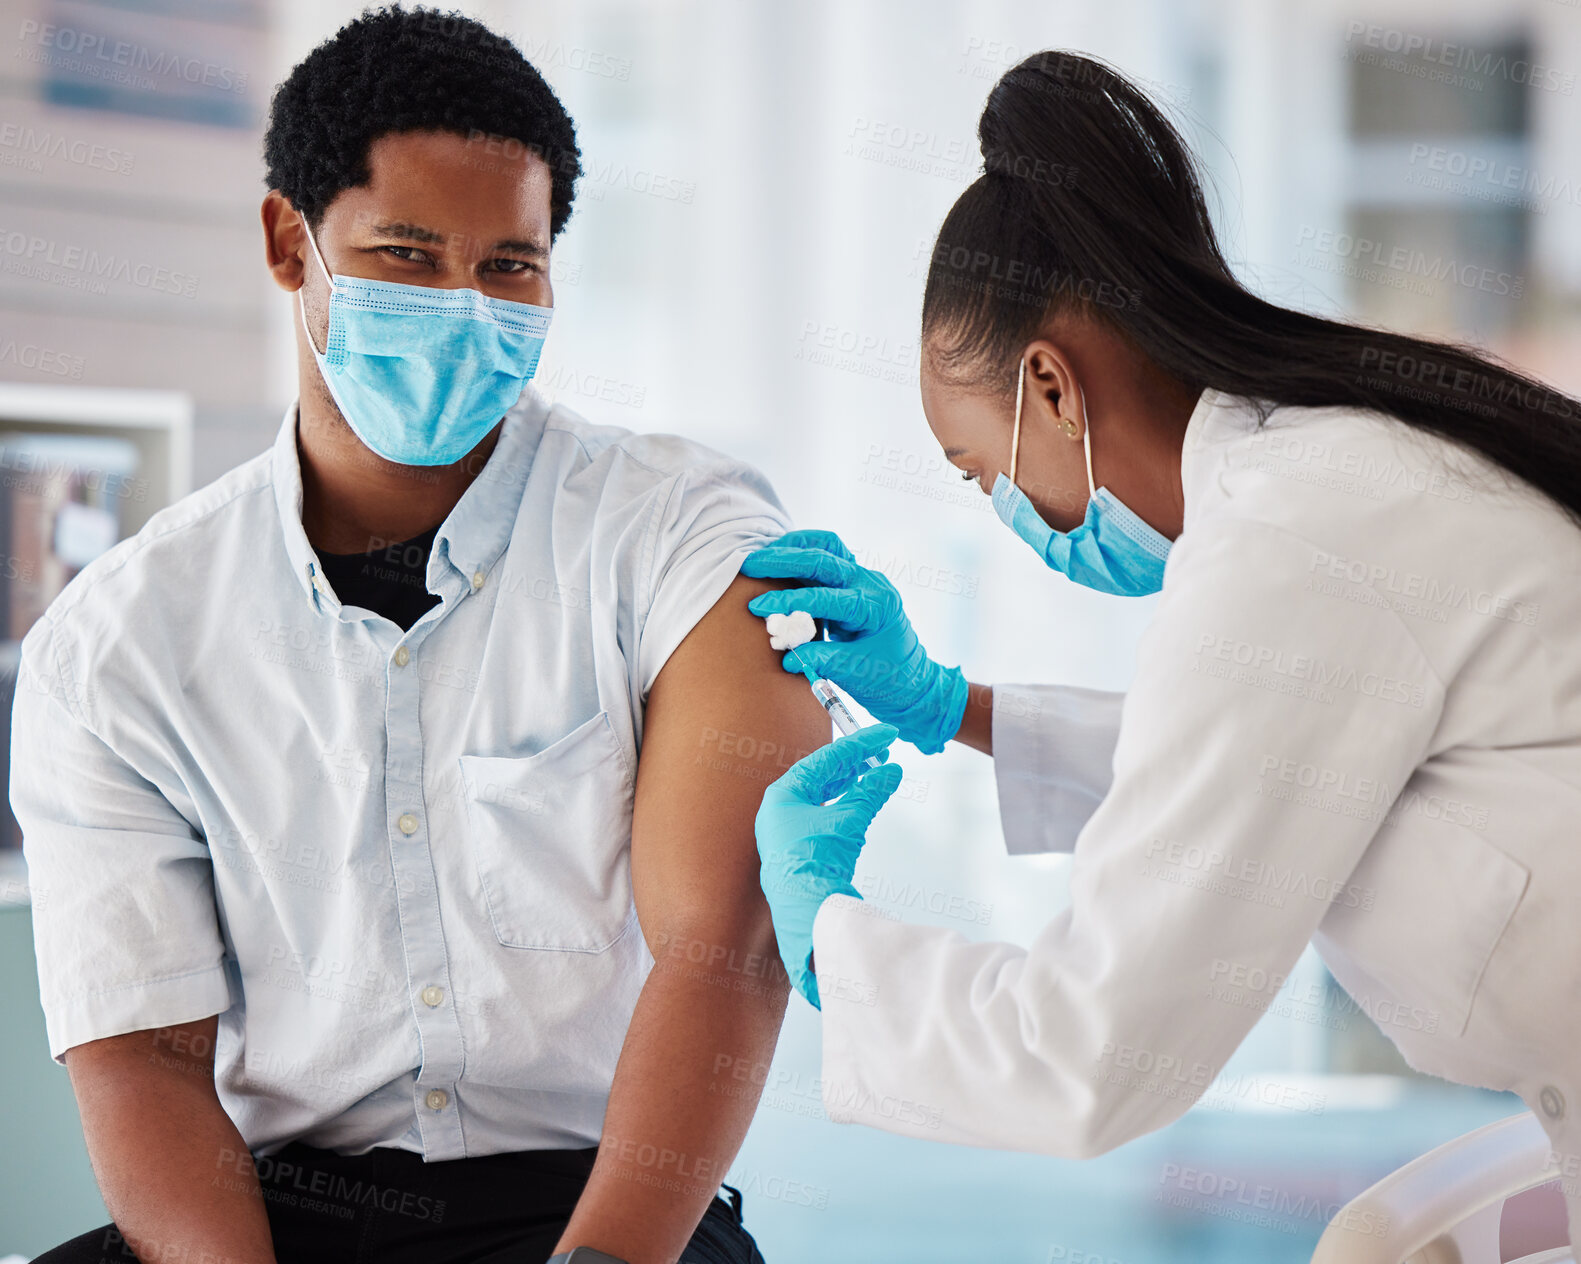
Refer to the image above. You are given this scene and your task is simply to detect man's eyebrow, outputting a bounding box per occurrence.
[368,220,446,244]
[491,237,548,257]
[367,221,547,256]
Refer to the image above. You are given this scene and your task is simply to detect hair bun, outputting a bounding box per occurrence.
[979,52,1082,182]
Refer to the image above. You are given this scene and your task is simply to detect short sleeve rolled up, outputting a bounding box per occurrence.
[11,617,231,1063]
[635,457,793,700]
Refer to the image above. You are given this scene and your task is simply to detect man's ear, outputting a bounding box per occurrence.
[261,191,308,294]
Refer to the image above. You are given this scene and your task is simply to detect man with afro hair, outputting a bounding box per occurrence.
[16,7,826,1262]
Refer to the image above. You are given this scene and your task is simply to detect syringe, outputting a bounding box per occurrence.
[787,646,885,771]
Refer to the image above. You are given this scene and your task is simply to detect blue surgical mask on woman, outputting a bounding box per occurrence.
[990,356,1173,596]
[296,220,553,466]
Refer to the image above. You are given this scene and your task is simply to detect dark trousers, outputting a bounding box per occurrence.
[33,1140,767,1263]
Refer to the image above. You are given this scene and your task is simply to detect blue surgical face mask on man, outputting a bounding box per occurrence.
[990,356,1173,596]
[296,220,553,466]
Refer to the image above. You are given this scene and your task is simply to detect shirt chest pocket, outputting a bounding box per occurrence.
[457,710,637,952]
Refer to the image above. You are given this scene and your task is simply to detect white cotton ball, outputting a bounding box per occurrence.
[765,609,817,651]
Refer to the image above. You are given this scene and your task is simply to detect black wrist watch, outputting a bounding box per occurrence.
[546,1251,629,1264]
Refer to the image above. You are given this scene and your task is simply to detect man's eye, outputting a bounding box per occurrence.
[381,245,430,263]
[489,258,538,274]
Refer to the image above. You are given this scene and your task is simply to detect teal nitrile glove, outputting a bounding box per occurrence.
[755,723,904,1009]
[742,529,969,755]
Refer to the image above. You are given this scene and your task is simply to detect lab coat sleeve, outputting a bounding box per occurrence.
[11,617,231,1063]
[810,516,1446,1157]
[993,683,1124,855]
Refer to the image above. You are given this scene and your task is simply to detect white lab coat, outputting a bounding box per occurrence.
[811,389,1581,1248]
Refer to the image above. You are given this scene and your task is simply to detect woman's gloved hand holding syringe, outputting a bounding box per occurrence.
[747,529,970,753]
[742,528,970,1009]
[763,610,886,771]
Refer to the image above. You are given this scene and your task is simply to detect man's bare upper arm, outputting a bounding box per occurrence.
[66,1016,220,1101]
[66,1016,229,1171]
[632,573,831,950]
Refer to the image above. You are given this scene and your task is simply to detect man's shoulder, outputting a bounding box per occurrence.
[39,449,274,638]
[541,402,775,495]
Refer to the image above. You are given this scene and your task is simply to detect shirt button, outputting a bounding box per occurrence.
[472,569,485,590]
[1541,1085,1566,1120]
[425,1089,448,1111]
[394,646,410,667]
[420,985,444,1007]
[397,813,419,836]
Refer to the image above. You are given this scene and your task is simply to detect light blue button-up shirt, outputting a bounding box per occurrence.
[11,387,791,1159]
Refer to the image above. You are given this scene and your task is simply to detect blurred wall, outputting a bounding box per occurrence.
[0,0,280,484]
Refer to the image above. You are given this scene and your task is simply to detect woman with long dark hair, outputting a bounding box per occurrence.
[745,49,1581,1249]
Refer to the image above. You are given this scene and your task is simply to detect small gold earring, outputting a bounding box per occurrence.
[1061,418,1079,438]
